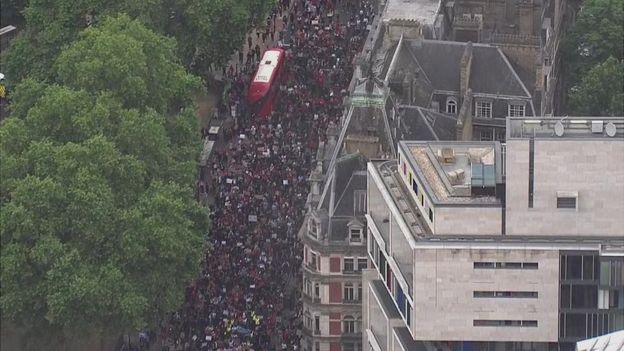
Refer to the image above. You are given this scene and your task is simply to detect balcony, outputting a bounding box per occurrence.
[343,299,362,304]
[305,262,318,272]
[302,294,322,305]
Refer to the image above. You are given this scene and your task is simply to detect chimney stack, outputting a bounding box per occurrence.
[460,42,473,98]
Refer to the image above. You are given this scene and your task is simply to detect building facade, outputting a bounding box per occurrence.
[362,116,624,351]
[301,154,370,351]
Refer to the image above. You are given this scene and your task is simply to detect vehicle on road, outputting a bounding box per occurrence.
[248,48,286,118]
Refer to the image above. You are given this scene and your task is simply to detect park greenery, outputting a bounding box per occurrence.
[1,0,275,348]
[563,0,623,115]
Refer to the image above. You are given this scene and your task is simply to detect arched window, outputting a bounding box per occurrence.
[446,98,457,114]
[343,315,355,333]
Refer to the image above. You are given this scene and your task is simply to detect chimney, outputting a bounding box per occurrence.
[460,42,473,98]
[456,89,474,140]
[534,55,543,92]
[403,71,415,103]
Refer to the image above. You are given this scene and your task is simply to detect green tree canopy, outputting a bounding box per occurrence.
[0,16,207,345]
[568,56,624,115]
[562,0,624,115]
[2,0,276,82]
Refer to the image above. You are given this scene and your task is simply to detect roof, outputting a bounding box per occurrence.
[508,116,624,140]
[576,330,624,351]
[398,141,503,204]
[315,153,368,241]
[398,106,458,141]
[382,0,441,26]
[386,40,531,98]
[252,50,282,83]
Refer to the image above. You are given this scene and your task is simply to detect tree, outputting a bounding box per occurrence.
[568,57,624,115]
[2,0,276,82]
[0,16,207,348]
[54,15,201,114]
[562,0,623,114]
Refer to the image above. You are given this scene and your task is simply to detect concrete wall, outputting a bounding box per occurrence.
[365,282,405,351]
[506,138,624,236]
[368,170,392,245]
[434,206,502,235]
[411,248,560,342]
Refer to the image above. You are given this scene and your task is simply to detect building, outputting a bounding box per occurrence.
[383,37,537,142]
[301,154,370,351]
[363,116,624,351]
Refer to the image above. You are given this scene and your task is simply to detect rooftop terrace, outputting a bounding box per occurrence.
[383,0,441,26]
[400,141,503,204]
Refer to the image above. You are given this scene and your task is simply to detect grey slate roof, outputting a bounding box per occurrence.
[386,40,532,98]
[396,106,458,141]
[316,153,368,241]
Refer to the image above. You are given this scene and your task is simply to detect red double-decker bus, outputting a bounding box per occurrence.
[248,48,286,118]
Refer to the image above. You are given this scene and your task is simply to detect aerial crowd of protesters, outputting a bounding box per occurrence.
[159,0,376,350]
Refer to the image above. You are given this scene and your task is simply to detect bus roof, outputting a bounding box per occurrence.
[253,50,282,83]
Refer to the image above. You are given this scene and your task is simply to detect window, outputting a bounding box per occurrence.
[528,137,535,208]
[354,190,366,214]
[419,193,424,206]
[343,315,356,333]
[357,258,368,271]
[304,310,313,329]
[508,103,525,117]
[428,208,434,222]
[475,101,492,118]
[357,284,362,302]
[474,261,539,269]
[314,283,320,299]
[480,128,493,141]
[314,315,320,334]
[571,285,597,308]
[412,178,418,195]
[369,238,379,268]
[473,319,538,327]
[473,291,538,298]
[557,196,577,209]
[309,251,318,270]
[350,228,363,242]
[344,258,355,272]
[344,283,355,301]
[598,289,609,309]
[304,279,312,296]
[446,98,457,114]
[308,218,318,239]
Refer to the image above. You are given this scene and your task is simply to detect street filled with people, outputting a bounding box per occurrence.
[160,0,376,350]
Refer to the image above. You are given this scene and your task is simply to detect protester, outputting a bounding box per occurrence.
[160,1,374,350]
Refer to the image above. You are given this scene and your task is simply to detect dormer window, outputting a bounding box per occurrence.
[347,218,365,243]
[446,98,457,114]
[308,218,319,239]
[350,228,362,242]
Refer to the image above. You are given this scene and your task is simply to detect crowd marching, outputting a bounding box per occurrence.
[160,0,376,350]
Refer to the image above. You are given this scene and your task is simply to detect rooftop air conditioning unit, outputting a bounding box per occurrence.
[448,169,466,185]
[591,120,604,133]
[438,148,456,163]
